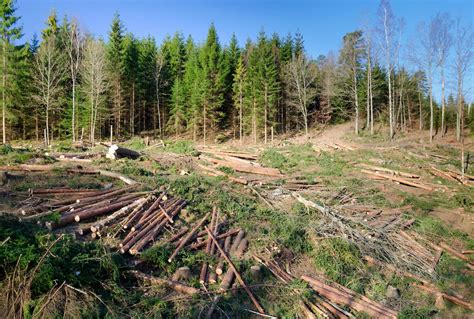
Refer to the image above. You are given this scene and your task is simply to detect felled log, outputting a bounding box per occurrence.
[163,227,189,244]
[106,144,141,160]
[361,169,433,191]
[200,155,283,177]
[229,230,245,255]
[200,209,217,284]
[190,228,241,250]
[413,282,474,311]
[0,164,54,172]
[235,238,248,258]
[167,212,211,263]
[50,198,136,229]
[301,275,398,318]
[358,163,420,179]
[98,170,137,185]
[90,196,149,232]
[197,163,248,185]
[205,227,265,315]
[197,148,258,160]
[129,270,199,296]
[216,236,232,275]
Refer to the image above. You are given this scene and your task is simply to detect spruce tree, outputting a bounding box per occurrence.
[232,54,246,142]
[122,33,138,134]
[0,0,23,143]
[199,23,225,143]
[107,12,125,136]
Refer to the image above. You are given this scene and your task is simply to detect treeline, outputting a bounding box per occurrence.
[0,0,472,145]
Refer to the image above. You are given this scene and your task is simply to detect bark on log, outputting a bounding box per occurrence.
[229,230,245,255]
[197,163,248,185]
[163,227,189,244]
[216,236,232,275]
[129,270,199,295]
[357,163,420,178]
[90,196,148,232]
[168,212,210,262]
[235,238,248,259]
[106,144,141,160]
[122,200,184,253]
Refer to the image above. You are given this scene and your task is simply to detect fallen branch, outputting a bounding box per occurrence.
[412,282,474,311]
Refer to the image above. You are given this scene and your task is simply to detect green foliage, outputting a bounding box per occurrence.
[164,140,197,155]
[259,148,288,170]
[311,238,367,292]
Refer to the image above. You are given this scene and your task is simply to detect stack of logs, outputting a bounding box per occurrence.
[166,208,249,293]
[18,186,187,255]
[132,208,265,316]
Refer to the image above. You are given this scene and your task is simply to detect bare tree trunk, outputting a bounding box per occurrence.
[72,78,76,141]
[418,90,423,130]
[354,70,359,135]
[441,68,446,136]
[2,41,6,144]
[264,84,268,144]
[239,81,243,144]
[429,78,434,142]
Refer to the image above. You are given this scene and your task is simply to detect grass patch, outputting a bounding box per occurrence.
[164,140,198,155]
[311,238,367,293]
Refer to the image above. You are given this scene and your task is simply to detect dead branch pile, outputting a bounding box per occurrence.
[292,193,437,278]
[255,256,397,318]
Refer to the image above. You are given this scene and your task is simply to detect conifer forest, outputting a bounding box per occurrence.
[0,0,473,318]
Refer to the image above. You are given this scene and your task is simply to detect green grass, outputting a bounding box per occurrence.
[163,140,198,155]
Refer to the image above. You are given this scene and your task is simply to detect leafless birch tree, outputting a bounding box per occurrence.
[63,18,83,142]
[82,37,108,145]
[285,53,318,137]
[33,35,65,146]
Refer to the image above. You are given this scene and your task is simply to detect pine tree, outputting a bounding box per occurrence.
[0,0,23,143]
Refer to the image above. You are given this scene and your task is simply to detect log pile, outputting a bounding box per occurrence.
[199,154,283,177]
[18,186,189,255]
[360,167,433,191]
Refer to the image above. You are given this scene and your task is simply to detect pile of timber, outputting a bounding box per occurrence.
[199,154,283,177]
[45,152,101,163]
[133,209,265,315]
[256,257,398,318]
[358,163,433,191]
[429,166,474,186]
[18,186,188,255]
[118,193,187,254]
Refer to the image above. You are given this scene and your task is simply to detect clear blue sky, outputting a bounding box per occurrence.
[17,0,474,100]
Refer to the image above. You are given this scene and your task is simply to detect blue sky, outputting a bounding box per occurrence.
[16,0,474,100]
